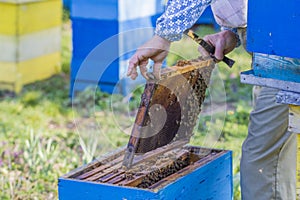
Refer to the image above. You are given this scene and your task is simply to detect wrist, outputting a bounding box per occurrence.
[153,35,172,45]
[221,27,241,47]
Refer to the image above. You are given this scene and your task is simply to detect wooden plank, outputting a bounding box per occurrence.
[132,140,188,167]
[0,52,60,93]
[119,174,145,187]
[119,0,162,21]
[85,162,124,182]
[157,150,232,199]
[289,105,300,133]
[0,27,61,62]
[276,90,300,106]
[19,27,60,61]
[58,178,156,200]
[64,147,125,179]
[106,175,126,185]
[0,3,17,35]
[76,156,124,180]
[0,62,18,83]
[19,52,61,84]
[0,0,62,35]
[71,0,164,21]
[98,170,125,183]
[241,70,300,93]
[0,0,45,3]
[252,53,300,83]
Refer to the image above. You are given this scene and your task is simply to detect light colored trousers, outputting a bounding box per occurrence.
[240,86,297,200]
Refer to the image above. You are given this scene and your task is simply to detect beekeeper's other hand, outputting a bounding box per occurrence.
[127,35,171,80]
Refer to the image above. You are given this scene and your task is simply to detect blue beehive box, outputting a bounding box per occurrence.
[252,53,300,83]
[70,0,164,96]
[247,0,300,59]
[63,0,71,10]
[58,146,233,200]
[241,0,300,92]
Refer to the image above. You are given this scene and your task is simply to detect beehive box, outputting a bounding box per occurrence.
[58,144,233,200]
[70,0,163,96]
[240,54,300,94]
[247,0,300,59]
[246,0,300,85]
[252,53,300,84]
[0,0,62,93]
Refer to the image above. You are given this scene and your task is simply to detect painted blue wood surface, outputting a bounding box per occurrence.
[70,28,149,96]
[71,0,118,20]
[157,151,232,200]
[63,0,71,10]
[70,1,163,95]
[71,58,120,84]
[58,151,232,200]
[252,53,300,83]
[247,0,300,59]
[71,18,119,60]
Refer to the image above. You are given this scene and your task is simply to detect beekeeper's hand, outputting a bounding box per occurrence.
[127,35,171,80]
[198,30,237,61]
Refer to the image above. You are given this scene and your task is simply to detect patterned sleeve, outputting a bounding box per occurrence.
[155,0,213,41]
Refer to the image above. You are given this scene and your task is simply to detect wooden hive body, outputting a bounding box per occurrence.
[0,0,62,93]
[70,0,163,95]
[58,146,233,200]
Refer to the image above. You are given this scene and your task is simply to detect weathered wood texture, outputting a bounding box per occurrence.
[240,70,300,93]
[252,53,300,83]
[277,91,300,106]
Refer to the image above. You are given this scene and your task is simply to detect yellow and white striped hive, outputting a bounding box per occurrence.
[0,0,62,93]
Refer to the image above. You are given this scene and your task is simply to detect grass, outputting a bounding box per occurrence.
[0,20,252,199]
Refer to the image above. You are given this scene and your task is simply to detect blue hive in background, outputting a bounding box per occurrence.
[70,0,164,96]
[63,0,71,10]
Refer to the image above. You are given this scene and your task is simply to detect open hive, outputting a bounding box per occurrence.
[58,58,233,200]
[59,144,232,200]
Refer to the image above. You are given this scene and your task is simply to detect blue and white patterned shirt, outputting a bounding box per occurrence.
[155,0,248,42]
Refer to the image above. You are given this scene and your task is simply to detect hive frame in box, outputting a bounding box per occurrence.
[58,145,233,200]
